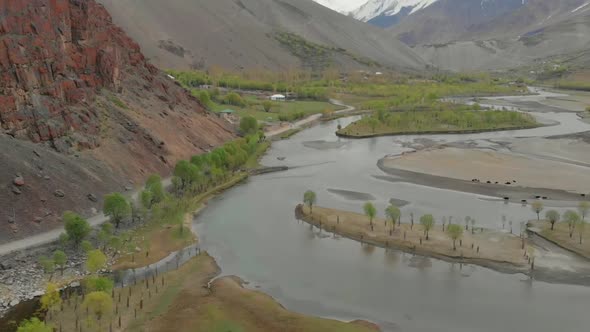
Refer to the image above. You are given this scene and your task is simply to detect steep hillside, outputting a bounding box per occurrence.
[96,0,426,72]
[413,1,590,71]
[390,0,524,45]
[0,0,234,243]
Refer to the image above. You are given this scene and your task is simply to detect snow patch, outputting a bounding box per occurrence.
[572,2,590,13]
[353,0,438,21]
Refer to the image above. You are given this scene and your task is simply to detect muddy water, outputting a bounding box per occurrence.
[194,92,590,332]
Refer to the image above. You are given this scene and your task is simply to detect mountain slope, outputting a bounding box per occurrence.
[390,0,525,45]
[410,0,590,70]
[0,0,234,243]
[96,0,426,72]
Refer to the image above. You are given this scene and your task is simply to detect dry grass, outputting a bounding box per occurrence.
[299,206,529,268]
[47,254,378,332]
[535,221,590,259]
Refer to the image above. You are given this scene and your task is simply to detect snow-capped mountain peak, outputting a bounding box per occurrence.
[312,0,368,14]
[353,0,438,21]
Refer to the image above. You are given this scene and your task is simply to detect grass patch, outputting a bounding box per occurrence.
[210,98,338,122]
[109,95,129,110]
[338,109,539,137]
[535,221,590,260]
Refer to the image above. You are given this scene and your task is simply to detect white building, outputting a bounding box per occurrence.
[270,94,286,101]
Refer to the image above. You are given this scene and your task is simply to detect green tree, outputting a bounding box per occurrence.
[38,256,55,277]
[83,291,113,325]
[84,276,114,293]
[447,224,463,251]
[564,210,580,238]
[368,117,379,133]
[262,100,273,112]
[239,115,258,135]
[40,283,61,313]
[17,318,52,332]
[81,240,93,253]
[103,193,131,228]
[140,190,153,209]
[363,202,377,231]
[63,211,90,246]
[146,174,165,203]
[224,92,246,107]
[578,201,589,220]
[420,214,435,240]
[58,233,69,249]
[86,250,107,274]
[385,204,400,234]
[531,201,544,221]
[545,210,560,230]
[303,190,317,213]
[53,250,67,276]
[199,90,211,107]
[109,236,122,258]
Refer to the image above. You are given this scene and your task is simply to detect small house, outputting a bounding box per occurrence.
[270,94,286,101]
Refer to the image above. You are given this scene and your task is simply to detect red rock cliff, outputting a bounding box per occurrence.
[0,0,235,243]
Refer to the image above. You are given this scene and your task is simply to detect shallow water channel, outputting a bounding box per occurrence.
[194,93,590,332]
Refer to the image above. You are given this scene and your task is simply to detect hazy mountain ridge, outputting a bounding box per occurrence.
[97,0,426,72]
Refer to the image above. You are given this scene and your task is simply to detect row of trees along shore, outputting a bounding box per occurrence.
[303,191,590,250]
[17,132,266,331]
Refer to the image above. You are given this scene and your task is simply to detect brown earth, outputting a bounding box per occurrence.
[0,0,235,243]
[297,205,530,272]
[46,253,380,332]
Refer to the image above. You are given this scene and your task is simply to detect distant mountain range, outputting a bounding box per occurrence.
[313,0,590,71]
[97,0,425,72]
[352,0,438,27]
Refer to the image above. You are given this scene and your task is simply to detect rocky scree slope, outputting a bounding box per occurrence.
[0,0,234,244]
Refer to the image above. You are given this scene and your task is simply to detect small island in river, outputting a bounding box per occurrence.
[295,204,532,274]
[336,108,540,138]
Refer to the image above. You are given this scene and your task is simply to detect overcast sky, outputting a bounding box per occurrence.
[313,0,368,13]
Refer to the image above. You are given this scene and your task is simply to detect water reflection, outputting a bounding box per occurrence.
[194,94,590,332]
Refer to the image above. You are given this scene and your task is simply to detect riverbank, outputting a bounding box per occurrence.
[296,205,530,274]
[377,159,584,203]
[528,221,590,260]
[43,253,380,332]
[382,147,590,194]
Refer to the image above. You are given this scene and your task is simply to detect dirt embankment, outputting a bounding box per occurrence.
[296,205,530,274]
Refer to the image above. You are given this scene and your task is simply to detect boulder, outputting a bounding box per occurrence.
[54,190,65,198]
[87,194,98,202]
[12,186,21,195]
[13,176,25,186]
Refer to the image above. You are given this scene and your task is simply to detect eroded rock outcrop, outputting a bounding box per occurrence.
[0,0,234,243]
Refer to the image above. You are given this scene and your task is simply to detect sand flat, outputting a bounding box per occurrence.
[383,147,590,193]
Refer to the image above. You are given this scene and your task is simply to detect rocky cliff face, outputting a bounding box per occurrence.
[0,0,235,243]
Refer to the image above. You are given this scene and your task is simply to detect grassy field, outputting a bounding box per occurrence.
[210,98,338,122]
[337,110,539,137]
[298,205,529,269]
[535,221,590,259]
[47,254,379,332]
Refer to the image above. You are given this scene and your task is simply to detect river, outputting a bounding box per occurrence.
[194,91,590,332]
